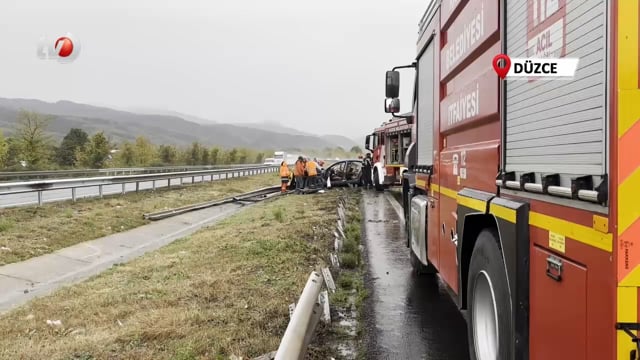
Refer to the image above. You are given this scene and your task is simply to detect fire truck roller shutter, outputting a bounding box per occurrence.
[416,32,435,166]
[504,0,608,194]
[456,189,530,360]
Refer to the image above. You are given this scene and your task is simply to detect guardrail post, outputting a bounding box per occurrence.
[210,174,213,182]
[152,180,156,190]
[99,185,103,198]
[72,188,77,202]
[37,191,43,206]
[122,183,126,195]
[136,181,140,192]
[180,177,183,185]
[167,179,171,188]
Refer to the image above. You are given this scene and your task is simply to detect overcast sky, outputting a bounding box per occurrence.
[1,0,426,138]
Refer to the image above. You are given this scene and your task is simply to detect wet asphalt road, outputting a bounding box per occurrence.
[361,190,471,360]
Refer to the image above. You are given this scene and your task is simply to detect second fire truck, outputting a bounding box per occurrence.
[364,114,414,190]
[384,0,640,359]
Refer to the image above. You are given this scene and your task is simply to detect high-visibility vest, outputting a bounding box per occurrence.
[294,160,305,176]
[306,161,317,176]
[280,163,290,178]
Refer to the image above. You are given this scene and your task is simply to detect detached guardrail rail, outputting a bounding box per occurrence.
[275,271,326,360]
[0,165,278,207]
[143,185,282,220]
[0,163,266,182]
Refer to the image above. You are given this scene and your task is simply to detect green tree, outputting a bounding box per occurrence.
[76,132,111,168]
[15,110,52,169]
[134,136,156,166]
[188,142,203,165]
[116,142,136,166]
[158,144,177,165]
[255,152,265,164]
[57,128,89,167]
[201,146,210,165]
[227,148,238,164]
[0,131,7,168]
[3,138,22,169]
[209,147,220,165]
[237,148,249,164]
[217,149,229,165]
[350,145,362,154]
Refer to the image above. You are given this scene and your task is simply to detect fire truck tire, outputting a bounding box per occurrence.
[466,229,512,360]
[373,170,384,192]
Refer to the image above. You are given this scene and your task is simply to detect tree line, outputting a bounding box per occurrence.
[0,110,364,171]
[0,110,269,171]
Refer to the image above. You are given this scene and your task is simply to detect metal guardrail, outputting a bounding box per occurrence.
[275,271,326,360]
[0,165,278,206]
[143,185,282,220]
[0,163,265,182]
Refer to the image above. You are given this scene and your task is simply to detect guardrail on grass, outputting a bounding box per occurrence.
[275,271,327,360]
[270,194,352,360]
[0,163,266,182]
[0,165,278,206]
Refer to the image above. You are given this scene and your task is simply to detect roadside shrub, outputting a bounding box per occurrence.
[345,223,360,243]
[340,253,358,269]
[342,238,358,254]
[338,274,354,289]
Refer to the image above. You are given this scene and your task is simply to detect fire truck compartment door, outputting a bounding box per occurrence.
[410,195,429,265]
[530,246,587,360]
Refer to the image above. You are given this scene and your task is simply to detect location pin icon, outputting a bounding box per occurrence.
[492,54,511,79]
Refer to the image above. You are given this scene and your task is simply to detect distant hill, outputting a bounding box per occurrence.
[239,122,358,150]
[240,122,308,136]
[320,135,360,150]
[125,107,217,125]
[0,98,355,151]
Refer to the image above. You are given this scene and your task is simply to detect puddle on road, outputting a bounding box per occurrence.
[361,191,470,360]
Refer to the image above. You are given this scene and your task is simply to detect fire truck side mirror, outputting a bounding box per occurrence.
[365,135,372,151]
[386,70,400,98]
[385,98,400,113]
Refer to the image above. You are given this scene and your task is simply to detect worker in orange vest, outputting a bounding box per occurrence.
[279,161,290,193]
[294,156,306,191]
[306,158,318,188]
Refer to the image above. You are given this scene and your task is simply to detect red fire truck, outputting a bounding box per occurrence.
[364,114,414,190]
[384,0,639,359]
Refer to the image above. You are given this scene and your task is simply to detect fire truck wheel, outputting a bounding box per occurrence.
[467,229,512,360]
[373,170,384,191]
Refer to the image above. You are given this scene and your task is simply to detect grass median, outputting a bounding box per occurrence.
[0,189,350,359]
[0,173,279,266]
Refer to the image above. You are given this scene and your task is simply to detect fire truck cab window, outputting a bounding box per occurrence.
[401,133,411,160]
[389,136,400,164]
[371,133,379,148]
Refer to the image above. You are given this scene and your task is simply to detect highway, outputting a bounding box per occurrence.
[0,171,248,208]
